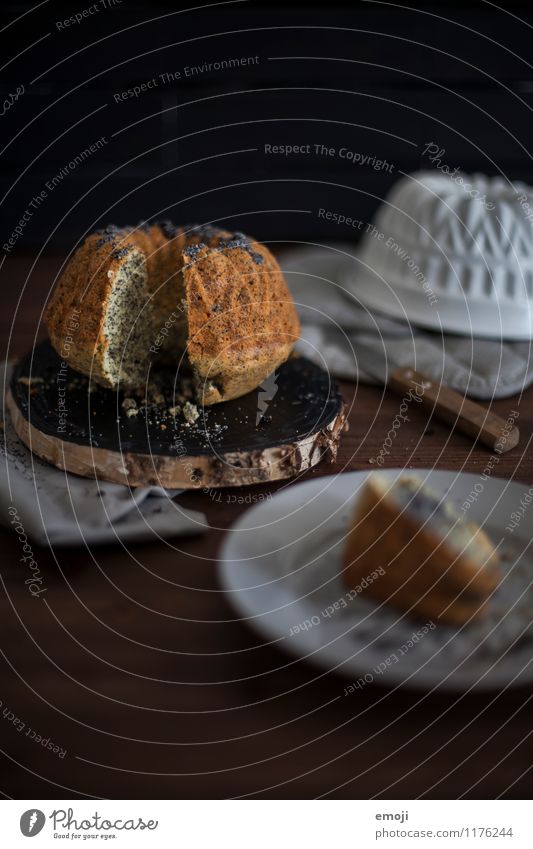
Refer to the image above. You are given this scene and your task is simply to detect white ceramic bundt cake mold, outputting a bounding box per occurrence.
[343,171,533,339]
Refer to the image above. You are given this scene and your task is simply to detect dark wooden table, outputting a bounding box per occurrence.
[1,254,532,799]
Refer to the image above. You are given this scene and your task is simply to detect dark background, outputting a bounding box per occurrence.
[1,1,533,803]
[2,1,533,251]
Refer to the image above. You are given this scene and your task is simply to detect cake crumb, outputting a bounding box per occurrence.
[182,401,199,424]
[18,376,44,386]
[121,397,139,418]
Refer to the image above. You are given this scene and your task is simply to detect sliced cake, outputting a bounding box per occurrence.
[343,473,500,625]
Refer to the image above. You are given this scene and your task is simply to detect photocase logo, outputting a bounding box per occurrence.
[20,809,46,837]
[256,369,278,425]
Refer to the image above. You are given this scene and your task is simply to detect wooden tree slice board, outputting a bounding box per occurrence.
[6,341,347,489]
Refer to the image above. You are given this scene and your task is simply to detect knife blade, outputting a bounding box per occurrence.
[352,339,519,453]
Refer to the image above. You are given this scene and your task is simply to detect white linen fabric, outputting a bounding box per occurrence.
[281,244,533,400]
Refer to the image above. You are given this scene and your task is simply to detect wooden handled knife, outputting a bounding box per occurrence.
[353,340,519,453]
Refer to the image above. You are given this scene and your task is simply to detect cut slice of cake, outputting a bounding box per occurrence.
[44,226,157,390]
[343,473,500,625]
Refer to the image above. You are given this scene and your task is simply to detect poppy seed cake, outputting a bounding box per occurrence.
[343,474,500,625]
[44,222,300,403]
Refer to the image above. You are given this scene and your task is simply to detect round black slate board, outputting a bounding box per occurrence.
[8,341,346,488]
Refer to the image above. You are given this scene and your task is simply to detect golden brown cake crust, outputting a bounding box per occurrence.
[343,476,500,625]
[183,237,300,404]
[44,223,300,400]
[44,226,142,383]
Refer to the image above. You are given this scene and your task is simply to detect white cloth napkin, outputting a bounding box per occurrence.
[1,363,207,546]
[281,244,533,400]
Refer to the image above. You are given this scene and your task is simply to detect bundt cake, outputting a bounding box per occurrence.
[44,222,300,404]
[343,473,500,625]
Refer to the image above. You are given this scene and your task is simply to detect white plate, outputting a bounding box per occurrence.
[218,470,533,691]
